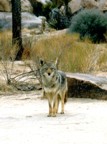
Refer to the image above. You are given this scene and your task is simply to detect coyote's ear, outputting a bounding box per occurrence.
[39,58,45,66]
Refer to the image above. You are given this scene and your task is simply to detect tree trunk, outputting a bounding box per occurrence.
[64,0,71,16]
[12,0,23,60]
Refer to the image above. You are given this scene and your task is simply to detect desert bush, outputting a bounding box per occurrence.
[68,9,107,43]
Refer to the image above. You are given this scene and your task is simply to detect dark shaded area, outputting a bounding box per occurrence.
[29,0,52,20]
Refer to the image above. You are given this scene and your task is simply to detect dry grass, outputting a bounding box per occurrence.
[0,31,18,61]
[96,45,107,71]
[0,31,107,73]
[30,34,98,73]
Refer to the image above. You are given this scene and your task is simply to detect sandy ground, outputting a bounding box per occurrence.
[0,93,107,144]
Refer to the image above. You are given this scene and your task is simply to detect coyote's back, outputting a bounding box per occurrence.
[39,59,68,117]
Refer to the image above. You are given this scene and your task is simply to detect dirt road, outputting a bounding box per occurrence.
[0,93,107,144]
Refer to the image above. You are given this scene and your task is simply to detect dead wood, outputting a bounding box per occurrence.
[9,70,42,91]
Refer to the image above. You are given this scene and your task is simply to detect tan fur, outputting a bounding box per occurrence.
[39,59,68,117]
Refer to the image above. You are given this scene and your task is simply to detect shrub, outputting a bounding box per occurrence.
[68,9,107,43]
[105,12,107,18]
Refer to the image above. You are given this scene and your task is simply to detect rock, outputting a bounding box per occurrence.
[21,0,33,12]
[21,12,42,29]
[0,0,33,12]
[68,0,98,14]
[68,0,82,14]
[37,0,51,4]
[0,12,42,30]
[67,73,107,99]
[81,0,98,8]
[98,0,107,11]
[68,0,107,14]
[0,0,11,12]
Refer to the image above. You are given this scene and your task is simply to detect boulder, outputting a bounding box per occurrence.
[98,0,107,11]
[0,12,42,30]
[21,0,33,12]
[67,73,107,99]
[68,0,82,14]
[68,0,107,14]
[0,0,33,12]
[81,0,98,8]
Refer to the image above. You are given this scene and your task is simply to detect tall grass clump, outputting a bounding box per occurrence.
[68,9,107,43]
[0,31,18,61]
[31,34,96,73]
[0,31,18,84]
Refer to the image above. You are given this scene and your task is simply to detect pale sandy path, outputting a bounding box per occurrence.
[0,93,107,144]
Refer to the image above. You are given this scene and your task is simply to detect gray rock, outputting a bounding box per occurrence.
[0,12,42,31]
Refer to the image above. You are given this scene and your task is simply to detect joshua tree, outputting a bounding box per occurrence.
[64,0,71,16]
[51,0,71,15]
[12,0,23,60]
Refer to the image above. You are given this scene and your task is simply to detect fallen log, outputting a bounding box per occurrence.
[67,73,107,100]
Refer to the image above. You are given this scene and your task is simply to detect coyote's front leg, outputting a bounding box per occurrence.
[52,95,58,117]
[47,96,53,117]
[47,95,57,117]
[60,93,65,114]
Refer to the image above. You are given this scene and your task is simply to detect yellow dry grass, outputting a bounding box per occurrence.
[31,34,97,73]
[0,31,107,73]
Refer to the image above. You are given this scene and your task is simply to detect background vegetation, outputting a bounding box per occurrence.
[0,31,107,74]
[68,9,107,43]
[31,34,107,73]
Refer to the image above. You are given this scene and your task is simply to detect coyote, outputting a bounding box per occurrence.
[39,59,68,117]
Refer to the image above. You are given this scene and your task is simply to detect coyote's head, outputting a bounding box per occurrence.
[39,59,58,86]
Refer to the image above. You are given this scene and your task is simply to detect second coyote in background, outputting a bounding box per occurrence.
[39,59,68,117]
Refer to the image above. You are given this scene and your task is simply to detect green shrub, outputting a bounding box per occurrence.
[105,12,107,19]
[68,9,107,43]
